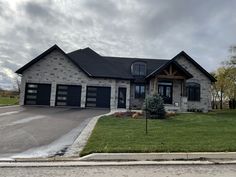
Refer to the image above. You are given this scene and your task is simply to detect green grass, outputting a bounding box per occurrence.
[0,96,19,106]
[81,110,236,156]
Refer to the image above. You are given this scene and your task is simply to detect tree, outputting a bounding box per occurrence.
[211,46,236,109]
[143,94,166,119]
[12,76,21,93]
[213,67,230,109]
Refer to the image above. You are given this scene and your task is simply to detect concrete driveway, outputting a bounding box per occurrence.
[0,106,108,159]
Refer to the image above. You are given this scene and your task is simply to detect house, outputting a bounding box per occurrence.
[16,44,216,112]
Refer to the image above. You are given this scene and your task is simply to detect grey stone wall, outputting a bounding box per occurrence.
[176,56,212,112]
[19,49,130,109]
[172,80,182,106]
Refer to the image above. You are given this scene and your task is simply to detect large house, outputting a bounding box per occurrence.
[16,45,216,112]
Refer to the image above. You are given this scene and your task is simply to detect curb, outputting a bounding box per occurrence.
[0,105,20,109]
[79,152,236,161]
[0,160,236,168]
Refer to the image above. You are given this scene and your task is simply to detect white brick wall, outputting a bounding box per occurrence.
[19,49,130,109]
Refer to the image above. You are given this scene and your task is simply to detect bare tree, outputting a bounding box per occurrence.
[14,76,21,94]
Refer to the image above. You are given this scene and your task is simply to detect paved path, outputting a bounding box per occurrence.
[0,106,108,159]
[0,164,235,177]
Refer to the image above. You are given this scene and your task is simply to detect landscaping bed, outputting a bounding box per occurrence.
[81,110,236,156]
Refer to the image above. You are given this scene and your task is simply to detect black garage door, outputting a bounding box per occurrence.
[24,83,51,105]
[86,86,111,108]
[56,85,81,107]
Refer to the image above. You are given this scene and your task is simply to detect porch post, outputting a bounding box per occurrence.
[183,79,187,96]
[154,77,158,94]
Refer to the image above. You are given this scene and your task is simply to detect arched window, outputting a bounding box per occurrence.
[131,62,146,76]
[186,82,200,101]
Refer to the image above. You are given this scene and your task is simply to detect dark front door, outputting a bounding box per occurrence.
[25,83,51,105]
[118,87,126,108]
[158,82,172,104]
[86,86,111,108]
[56,85,81,107]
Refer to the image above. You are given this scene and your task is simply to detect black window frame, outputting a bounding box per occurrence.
[132,62,146,76]
[135,84,145,98]
[186,82,200,101]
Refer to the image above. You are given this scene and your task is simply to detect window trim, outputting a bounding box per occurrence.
[186,82,201,101]
[135,84,145,99]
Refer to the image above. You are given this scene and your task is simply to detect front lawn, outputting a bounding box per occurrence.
[81,110,236,156]
[0,96,19,106]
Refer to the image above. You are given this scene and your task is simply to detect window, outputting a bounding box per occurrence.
[131,62,146,76]
[135,85,145,98]
[186,82,200,101]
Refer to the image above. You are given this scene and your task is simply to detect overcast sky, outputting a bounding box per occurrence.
[0,0,236,89]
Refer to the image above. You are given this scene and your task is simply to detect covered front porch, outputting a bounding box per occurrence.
[147,61,193,112]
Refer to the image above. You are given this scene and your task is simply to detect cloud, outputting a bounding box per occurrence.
[0,0,236,89]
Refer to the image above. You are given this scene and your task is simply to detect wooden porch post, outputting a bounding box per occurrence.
[182,79,187,96]
[153,77,158,94]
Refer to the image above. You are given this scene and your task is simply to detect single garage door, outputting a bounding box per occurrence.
[24,83,51,105]
[86,86,111,108]
[56,85,81,107]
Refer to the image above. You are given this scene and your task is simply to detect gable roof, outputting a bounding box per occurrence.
[15,44,91,76]
[175,51,216,82]
[16,44,216,82]
[67,48,168,79]
[146,60,193,79]
[146,51,216,82]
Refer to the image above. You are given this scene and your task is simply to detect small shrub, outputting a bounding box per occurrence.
[143,94,166,119]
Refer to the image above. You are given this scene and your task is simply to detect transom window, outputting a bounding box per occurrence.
[131,62,146,76]
[135,84,145,98]
[186,82,200,101]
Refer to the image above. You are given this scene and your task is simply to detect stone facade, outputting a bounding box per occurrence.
[176,56,212,112]
[19,48,212,112]
[19,49,130,109]
[142,56,212,112]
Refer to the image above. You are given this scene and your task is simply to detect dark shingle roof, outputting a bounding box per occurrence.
[67,47,169,79]
[16,44,216,82]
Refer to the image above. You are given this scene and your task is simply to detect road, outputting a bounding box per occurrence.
[0,106,108,159]
[0,164,235,177]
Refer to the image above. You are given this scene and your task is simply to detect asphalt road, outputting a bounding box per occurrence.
[0,106,108,159]
[0,164,235,177]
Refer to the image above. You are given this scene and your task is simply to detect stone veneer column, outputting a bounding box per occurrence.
[81,84,87,108]
[110,80,116,109]
[50,82,57,106]
[19,78,26,105]
[126,82,131,109]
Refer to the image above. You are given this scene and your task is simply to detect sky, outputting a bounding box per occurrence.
[0,0,236,89]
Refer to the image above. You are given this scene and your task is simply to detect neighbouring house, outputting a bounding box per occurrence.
[16,44,216,112]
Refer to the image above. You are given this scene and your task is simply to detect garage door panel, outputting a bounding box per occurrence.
[56,85,81,107]
[86,86,111,108]
[25,83,51,105]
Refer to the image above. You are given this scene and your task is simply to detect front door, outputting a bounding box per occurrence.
[158,82,172,104]
[118,87,126,108]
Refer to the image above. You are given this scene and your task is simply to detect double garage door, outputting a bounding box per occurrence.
[24,83,111,108]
